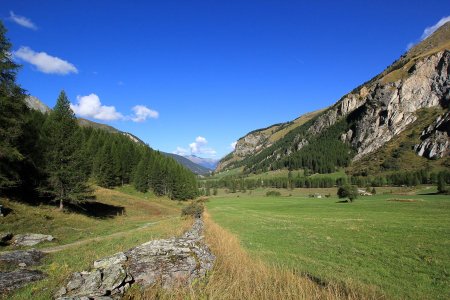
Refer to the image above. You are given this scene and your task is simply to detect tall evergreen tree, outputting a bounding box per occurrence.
[40,91,92,209]
[0,21,29,190]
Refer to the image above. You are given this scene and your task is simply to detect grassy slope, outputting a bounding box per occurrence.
[0,186,190,300]
[206,188,450,299]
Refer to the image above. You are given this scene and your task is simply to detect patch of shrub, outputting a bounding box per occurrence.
[181,202,204,218]
[266,191,281,197]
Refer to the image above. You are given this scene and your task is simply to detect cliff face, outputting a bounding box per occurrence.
[217,22,450,173]
[316,50,450,161]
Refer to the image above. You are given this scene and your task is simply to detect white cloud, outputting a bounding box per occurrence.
[9,11,37,30]
[175,136,217,157]
[421,16,450,40]
[13,46,78,75]
[71,94,123,121]
[230,141,237,149]
[407,16,450,50]
[174,147,189,156]
[131,105,159,122]
[195,136,207,144]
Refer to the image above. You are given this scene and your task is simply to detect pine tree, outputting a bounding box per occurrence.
[0,21,29,190]
[40,91,92,210]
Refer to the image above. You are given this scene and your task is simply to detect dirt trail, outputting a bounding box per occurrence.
[41,216,178,253]
[0,217,178,255]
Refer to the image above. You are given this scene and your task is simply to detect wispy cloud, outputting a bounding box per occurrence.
[406,16,450,50]
[13,46,78,75]
[131,105,159,122]
[230,141,237,149]
[9,11,37,30]
[71,94,123,121]
[175,136,217,157]
[421,16,450,40]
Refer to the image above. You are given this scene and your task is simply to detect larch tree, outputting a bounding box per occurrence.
[0,21,28,191]
[41,91,92,210]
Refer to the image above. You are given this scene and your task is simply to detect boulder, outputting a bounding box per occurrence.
[0,249,45,267]
[12,233,54,247]
[0,269,46,292]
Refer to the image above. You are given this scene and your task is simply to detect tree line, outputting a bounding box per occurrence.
[0,21,197,209]
[200,169,450,192]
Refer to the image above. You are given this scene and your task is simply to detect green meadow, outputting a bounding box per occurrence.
[206,187,450,299]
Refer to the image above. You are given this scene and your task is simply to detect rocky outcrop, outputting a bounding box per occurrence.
[234,133,271,157]
[12,233,55,247]
[414,111,450,158]
[25,96,50,114]
[55,218,215,300]
[0,269,46,293]
[310,50,449,161]
[0,249,45,267]
[0,250,47,293]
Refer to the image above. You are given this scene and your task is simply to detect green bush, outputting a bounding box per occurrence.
[266,190,281,197]
[181,202,204,218]
[337,185,358,202]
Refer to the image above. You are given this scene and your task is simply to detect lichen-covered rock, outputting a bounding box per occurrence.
[12,233,55,247]
[55,218,215,300]
[0,249,45,267]
[0,269,46,292]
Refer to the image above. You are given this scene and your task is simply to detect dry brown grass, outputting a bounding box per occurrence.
[126,212,382,300]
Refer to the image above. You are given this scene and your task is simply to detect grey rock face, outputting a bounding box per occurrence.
[235,133,271,157]
[12,233,55,247]
[309,50,450,161]
[56,218,215,300]
[0,249,45,267]
[25,96,50,114]
[414,111,450,158]
[0,269,46,292]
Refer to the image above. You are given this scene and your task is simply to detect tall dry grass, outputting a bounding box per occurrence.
[125,212,383,300]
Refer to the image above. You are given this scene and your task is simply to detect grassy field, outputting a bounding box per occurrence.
[206,187,450,299]
[0,186,191,299]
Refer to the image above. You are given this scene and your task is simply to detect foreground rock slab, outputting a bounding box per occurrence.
[0,249,45,268]
[0,269,46,293]
[56,218,215,300]
[12,234,55,247]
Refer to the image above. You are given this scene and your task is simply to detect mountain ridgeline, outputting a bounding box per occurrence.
[218,22,450,176]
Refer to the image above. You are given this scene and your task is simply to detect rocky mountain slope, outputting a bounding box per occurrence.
[218,21,450,174]
[217,109,324,171]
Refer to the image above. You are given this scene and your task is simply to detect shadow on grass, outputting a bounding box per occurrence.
[416,192,442,196]
[66,201,126,219]
[335,200,350,203]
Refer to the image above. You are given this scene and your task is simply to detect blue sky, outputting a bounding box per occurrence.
[3,1,450,159]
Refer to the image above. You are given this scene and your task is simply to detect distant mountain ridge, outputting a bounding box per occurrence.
[183,155,219,170]
[162,153,212,176]
[218,21,450,175]
[25,96,209,175]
